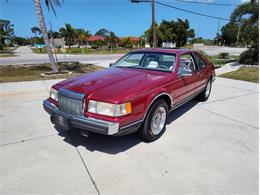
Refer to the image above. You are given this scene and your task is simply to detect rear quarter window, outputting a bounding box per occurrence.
[193,53,207,69]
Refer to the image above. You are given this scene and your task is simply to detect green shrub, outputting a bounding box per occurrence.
[218,52,229,59]
[91,45,99,49]
[239,44,259,65]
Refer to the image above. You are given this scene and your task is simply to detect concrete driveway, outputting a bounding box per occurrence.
[0,77,258,195]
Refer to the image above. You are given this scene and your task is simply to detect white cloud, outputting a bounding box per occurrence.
[241,0,251,2]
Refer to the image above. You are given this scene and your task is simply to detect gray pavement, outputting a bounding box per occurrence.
[0,46,123,67]
[0,77,258,195]
[193,45,247,56]
[215,61,242,76]
[0,45,248,67]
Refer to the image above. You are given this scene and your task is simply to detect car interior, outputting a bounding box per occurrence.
[116,52,177,71]
[178,55,195,74]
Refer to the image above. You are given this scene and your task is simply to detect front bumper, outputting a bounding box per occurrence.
[43,100,142,136]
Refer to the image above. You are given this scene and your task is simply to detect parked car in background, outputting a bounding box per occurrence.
[43,48,215,142]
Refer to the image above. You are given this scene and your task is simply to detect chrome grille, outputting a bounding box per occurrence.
[58,89,85,116]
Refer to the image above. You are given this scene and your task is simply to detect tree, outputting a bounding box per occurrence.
[33,0,61,73]
[59,23,76,50]
[174,19,195,47]
[231,1,258,25]
[28,36,44,45]
[48,31,61,39]
[13,36,30,46]
[159,20,176,43]
[138,35,146,48]
[220,22,239,46]
[144,23,163,47]
[75,28,90,53]
[220,0,258,47]
[31,26,41,37]
[144,19,195,47]
[95,28,117,49]
[75,28,90,45]
[0,19,14,50]
[119,37,133,48]
[95,28,109,37]
[105,31,118,51]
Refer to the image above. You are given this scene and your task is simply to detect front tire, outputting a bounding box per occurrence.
[138,99,168,142]
[198,79,212,102]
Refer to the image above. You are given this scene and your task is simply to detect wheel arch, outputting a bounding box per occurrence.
[142,92,173,121]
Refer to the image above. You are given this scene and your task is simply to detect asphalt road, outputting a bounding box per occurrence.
[0,77,258,195]
[0,45,247,67]
[0,46,123,67]
[193,45,247,56]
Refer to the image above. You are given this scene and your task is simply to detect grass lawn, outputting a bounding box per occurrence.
[220,66,259,83]
[0,53,15,58]
[32,47,130,55]
[207,55,239,68]
[0,62,103,83]
[0,47,17,58]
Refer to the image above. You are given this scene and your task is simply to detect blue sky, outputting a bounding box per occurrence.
[0,0,246,39]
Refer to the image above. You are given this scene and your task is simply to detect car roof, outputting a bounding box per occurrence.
[130,48,196,55]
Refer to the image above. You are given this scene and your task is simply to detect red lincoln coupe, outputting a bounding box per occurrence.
[43,48,215,141]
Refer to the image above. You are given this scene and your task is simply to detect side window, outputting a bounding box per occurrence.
[193,53,207,69]
[178,54,195,74]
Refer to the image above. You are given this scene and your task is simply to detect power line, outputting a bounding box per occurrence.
[155,1,229,21]
[173,0,238,7]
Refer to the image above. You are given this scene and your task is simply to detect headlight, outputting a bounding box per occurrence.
[88,100,132,117]
[50,88,58,102]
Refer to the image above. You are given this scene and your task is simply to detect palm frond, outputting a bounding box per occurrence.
[45,0,63,16]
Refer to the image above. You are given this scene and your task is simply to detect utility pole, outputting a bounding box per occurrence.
[152,0,156,48]
[217,19,220,35]
[130,0,156,48]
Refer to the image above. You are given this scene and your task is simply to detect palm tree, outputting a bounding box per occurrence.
[231,0,258,25]
[75,29,90,53]
[106,31,118,51]
[230,0,258,45]
[59,23,76,52]
[138,35,146,48]
[34,0,62,73]
[31,26,41,37]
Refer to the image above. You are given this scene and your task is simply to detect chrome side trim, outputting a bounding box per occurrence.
[169,88,204,112]
[120,119,143,130]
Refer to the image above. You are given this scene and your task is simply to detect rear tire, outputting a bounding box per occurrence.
[138,99,168,142]
[198,78,212,102]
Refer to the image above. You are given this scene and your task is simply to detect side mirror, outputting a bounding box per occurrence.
[109,63,114,67]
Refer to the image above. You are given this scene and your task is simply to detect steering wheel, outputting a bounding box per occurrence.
[158,65,169,70]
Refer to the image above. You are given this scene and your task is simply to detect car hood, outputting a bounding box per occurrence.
[56,67,171,103]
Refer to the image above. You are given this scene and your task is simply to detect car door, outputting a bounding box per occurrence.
[192,52,209,91]
[174,53,199,103]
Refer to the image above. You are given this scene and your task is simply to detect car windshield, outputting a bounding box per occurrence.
[114,52,176,72]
